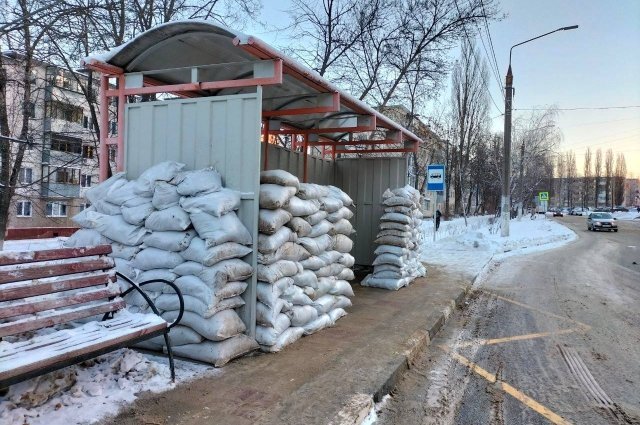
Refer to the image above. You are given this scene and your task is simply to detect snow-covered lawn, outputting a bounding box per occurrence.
[1,216,578,424]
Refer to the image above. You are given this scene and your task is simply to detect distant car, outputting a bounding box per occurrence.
[561,208,570,215]
[571,207,589,216]
[552,209,563,217]
[612,206,628,212]
[594,207,611,213]
[587,212,618,232]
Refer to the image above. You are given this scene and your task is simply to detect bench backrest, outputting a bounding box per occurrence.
[0,245,122,338]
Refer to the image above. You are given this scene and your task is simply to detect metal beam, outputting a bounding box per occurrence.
[262,92,340,117]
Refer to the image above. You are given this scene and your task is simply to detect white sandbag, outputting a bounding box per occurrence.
[338,254,355,268]
[259,184,297,209]
[292,270,319,289]
[315,277,335,298]
[179,189,241,216]
[109,243,141,260]
[105,180,140,205]
[64,228,109,247]
[303,314,333,335]
[121,201,154,226]
[257,299,292,327]
[152,181,181,210]
[257,281,285,308]
[285,305,318,327]
[136,161,186,195]
[285,196,320,217]
[373,270,404,279]
[94,200,122,215]
[260,327,304,353]
[123,289,159,310]
[181,237,252,266]
[282,285,314,306]
[170,335,258,367]
[286,217,312,237]
[326,207,354,223]
[144,230,196,252]
[258,208,292,235]
[258,226,296,254]
[149,325,202,346]
[374,235,411,247]
[138,268,178,283]
[175,167,222,196]
[260,169,300,189]
[196,259,254,288]
[216,281,248,299]
[308,220,333,238]
[330,219,354,236]
[257,242,310,265]
[132,247,184,270]
[157,294,244,318]
[85,172,126,204]
[145,206,191,231]
[312,294,337,314]
[304,210,328,226]
[315,263,345,278]
[361,274,411,290]
[382,196,415,208]
[92,213,148,246]
[380,212,412,225]
[298,234,333,256]
[319,197,343,213]
[299,256,326,271]
[190,211,252,246]
[328,307,347,323]
[373,263,404,274]
[162,309,245,341]
[379,221,411,231]
[255,314,291,345]
[332,234,353,253]
[172,261,203,276]
[333,295,352,310]
[318,250,342,264]
[374,245,410,256]
[165,276,246,300]
[377,229,412,238]
[372,253,405,267]
[71,206,98,228]
[336,268,355,281]
[327,185,353,206]
[384,206,412,215]
[257,260,301,284]
[113,258,138,280]
[122,196,153,208]
[297,183,328,200]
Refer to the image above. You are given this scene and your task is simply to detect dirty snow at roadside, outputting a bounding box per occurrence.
[420,215,577,279]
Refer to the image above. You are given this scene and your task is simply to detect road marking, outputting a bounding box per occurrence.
[439,345,573,425]
[455,328,584,348]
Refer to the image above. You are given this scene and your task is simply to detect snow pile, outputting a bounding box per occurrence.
[65,161,258,366]
[255,170,356,352]
[361,185,426,290]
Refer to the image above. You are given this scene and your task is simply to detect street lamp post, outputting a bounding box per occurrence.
[501,25,579,237]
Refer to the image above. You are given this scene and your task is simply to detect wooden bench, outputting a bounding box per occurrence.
[0,245,184,388]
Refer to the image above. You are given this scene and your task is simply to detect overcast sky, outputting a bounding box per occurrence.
[248,0,640,177]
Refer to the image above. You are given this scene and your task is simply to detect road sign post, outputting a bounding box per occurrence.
[427,164,445,241]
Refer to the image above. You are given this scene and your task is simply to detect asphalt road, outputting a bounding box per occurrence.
[377,215,640,425]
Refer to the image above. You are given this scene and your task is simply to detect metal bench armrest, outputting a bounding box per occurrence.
[115,272,184,329]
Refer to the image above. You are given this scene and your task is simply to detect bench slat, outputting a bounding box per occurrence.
[0,299,125,338]
[0,257,115,285]
[0,314,167,388]
[0,272,115,302]
[0,245,112,266]
[0,283,121,320]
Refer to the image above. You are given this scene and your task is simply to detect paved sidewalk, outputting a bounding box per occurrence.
[101,266,472,425]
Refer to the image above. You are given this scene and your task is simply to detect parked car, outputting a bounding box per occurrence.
[550,208,563,217]
[612,206,628,212]
[561,208,570,215]
[587,212,618,232]
[594,207,611,213]
[571,207,589,216]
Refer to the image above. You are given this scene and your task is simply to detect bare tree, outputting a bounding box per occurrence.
[613,153,626,206]
[594,148,602,208]
[604,148,613,207]
[583,147,592,208]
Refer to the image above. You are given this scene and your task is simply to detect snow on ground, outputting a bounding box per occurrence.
[0,216,579,424]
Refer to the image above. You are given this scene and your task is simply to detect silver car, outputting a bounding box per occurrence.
[587,212,618,232]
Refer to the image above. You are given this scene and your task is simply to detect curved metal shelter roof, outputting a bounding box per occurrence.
[83,20,422,147]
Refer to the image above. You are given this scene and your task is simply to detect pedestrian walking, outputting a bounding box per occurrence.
[435,209,441,231]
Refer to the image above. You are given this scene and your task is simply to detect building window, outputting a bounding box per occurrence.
[80,174,92,188]
[83,115,89,128]
[53,167,79,185]
[79,202,91,212]
[108,145,117,162]
[18,167,33,184]
[16,200,32,217]
[50,133,82,154]
[48,100,83,124]
[46,202,67,217]
[82,145,94,159]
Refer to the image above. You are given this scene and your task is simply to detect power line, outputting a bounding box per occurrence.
[480,0,505,100]
[515,105,640,111]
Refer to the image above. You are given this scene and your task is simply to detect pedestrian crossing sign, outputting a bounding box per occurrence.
[539,192,549,201]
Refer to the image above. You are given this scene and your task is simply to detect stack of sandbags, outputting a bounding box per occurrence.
[361,185,427,291]
[65,161,258,366]
[255,170,308,352]
[294,183,355,335]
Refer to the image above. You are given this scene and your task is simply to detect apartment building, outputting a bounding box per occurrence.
[2,51,106,239]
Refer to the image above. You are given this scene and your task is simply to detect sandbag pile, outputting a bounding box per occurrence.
[361,185,427,290]
[65,161,258,366]
[255,170,356,352]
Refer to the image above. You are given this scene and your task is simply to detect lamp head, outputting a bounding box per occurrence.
[561,25,579,30]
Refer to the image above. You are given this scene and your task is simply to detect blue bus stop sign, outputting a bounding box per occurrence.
[427,164,445,191]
